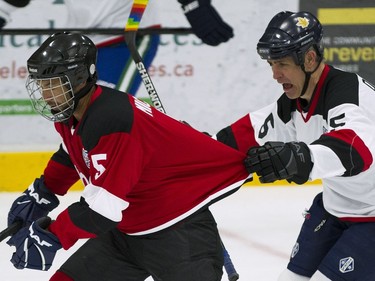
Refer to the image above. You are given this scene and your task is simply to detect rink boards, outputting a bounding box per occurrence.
[0,151,322,191]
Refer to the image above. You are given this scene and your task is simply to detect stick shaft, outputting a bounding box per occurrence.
[0,221,22,242]
[223,244,240,281]
[124,31,166,113]
[125,0,166,113]
[125,0,149,32]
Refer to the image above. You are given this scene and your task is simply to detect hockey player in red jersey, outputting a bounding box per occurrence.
[217,11,375,281]
[6,32,249,281]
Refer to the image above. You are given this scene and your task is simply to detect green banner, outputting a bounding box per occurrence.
[0,99,35,115]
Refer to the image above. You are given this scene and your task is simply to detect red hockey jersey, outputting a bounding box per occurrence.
[45,86,250,249]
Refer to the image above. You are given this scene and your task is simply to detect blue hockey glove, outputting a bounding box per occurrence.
[8,176,59,229]
[244,141,313,184]
[7,217,62,271]
[178,0,233,46]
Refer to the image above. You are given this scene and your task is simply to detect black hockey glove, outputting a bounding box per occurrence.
[7,217,62,271]
[244,141,313,184]
[178,0,234,46]
[8,176,60,229]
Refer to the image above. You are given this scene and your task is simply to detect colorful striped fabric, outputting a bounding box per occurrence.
[125,0,149,31]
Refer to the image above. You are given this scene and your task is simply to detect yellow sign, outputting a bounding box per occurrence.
[318,8,375,25]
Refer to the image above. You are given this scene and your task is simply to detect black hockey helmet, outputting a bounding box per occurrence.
[26,32,97,122]
[257,11,323,65]
[27,31,97,87]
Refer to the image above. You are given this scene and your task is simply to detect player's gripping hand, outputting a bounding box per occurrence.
[244,141,313,184]
[178,0,234,46]
[8,176,59,228]
[7,217,62,271]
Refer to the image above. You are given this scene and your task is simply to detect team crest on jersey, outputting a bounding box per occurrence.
[82,148,90,168]
[291,242,299,258]
[339,257,354,273]
[296,17,309,29]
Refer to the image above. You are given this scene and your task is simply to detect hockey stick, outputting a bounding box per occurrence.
[124,0,166,113]
[0,221,22,243]
[125,1,239,279]
[222,240,240,281]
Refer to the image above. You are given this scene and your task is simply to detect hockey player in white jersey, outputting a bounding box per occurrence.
[216,11,375,281]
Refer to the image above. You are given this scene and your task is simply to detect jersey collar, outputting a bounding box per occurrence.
[297,64,330,122]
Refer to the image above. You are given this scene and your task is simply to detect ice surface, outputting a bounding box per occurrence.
[0,185,321,280]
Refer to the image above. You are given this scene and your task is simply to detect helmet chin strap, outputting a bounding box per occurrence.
[60,76,97,124]
[299,57,323,97]
[72,74,97,111]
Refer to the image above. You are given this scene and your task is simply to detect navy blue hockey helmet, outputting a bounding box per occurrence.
[257,11,323,65]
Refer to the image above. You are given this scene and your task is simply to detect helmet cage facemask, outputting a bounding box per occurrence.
[26,59,93,122]
[26,74,75,122]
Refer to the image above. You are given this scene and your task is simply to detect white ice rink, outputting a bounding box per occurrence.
[0,185,322,281]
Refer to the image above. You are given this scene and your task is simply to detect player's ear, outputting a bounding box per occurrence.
[304,49,317,70]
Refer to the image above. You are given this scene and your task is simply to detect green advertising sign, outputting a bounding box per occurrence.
[0,99,34,115]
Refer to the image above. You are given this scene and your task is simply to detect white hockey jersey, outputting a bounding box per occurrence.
[63,0,160,44]
[216,65,375,221]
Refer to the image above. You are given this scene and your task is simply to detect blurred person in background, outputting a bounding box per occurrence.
[0,0,234,96]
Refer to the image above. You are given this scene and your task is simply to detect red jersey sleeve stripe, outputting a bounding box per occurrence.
[325,129,373,172]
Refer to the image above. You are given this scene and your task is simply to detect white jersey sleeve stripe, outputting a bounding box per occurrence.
[82,183,129,222]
